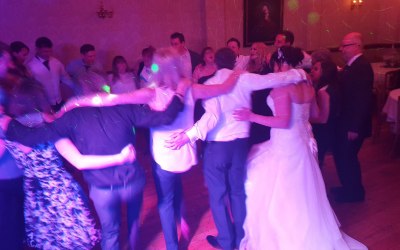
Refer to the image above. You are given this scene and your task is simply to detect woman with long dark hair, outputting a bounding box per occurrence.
[310,59,341,167]
[108,55,137,94]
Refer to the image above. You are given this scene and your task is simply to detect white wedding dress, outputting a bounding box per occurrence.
[240,96,367,250]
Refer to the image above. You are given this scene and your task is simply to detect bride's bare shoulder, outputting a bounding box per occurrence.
[271,84,294,97]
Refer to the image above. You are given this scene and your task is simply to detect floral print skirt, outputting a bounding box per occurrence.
[5,141,100,249]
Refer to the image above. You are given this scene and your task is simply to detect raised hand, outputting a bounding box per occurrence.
[165,131,190,150]
[232,108,253,121]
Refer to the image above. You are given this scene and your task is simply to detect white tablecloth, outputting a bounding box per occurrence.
[383,88,400,122]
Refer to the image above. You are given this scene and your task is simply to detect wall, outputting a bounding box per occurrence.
[1,0,400,69]
[205,0,400,53]
[0,0,206,69]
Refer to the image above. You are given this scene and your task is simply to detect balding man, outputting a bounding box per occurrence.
[332,32,373,203]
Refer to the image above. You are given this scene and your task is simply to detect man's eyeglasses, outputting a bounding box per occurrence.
[340,43,359,48]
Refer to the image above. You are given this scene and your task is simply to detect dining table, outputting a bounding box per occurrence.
[371,62,400,89]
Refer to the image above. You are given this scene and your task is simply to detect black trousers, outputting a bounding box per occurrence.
[0,177,25,250]
[332,130,365,197]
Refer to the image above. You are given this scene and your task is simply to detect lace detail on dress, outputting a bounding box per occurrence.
[4,141,101,249]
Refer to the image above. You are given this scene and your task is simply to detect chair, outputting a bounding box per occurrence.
[373,69,400,141]
[384,69,400,93]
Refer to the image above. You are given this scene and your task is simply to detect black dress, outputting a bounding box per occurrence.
[194,73,216,122]
[249,65,273,145]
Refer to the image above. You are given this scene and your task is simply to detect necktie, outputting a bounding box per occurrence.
[43,60,50,70]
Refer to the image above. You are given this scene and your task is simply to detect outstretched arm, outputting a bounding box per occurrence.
[55,138,136,170]
[56,88,155,117]
[191,70,243,100]
[240,69,307,91]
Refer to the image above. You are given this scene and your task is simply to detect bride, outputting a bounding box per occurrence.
[233,46,367,250]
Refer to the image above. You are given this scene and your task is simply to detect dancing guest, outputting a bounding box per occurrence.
[166,47,307,250]
[0,43,24,250]
[0,45,135,249]
[108,55,137,94]
[3,80,187,250]
[234,46,367,250]
[59,47,242,250]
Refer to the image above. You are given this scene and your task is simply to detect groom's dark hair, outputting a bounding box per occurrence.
[215,47,236,70]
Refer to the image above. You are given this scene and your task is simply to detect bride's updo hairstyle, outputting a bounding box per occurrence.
[269,46,304,69]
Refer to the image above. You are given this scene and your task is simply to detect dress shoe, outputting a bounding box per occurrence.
[206,235,222,249]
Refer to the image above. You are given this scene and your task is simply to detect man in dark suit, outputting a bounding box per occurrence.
[170,32,201,78]
[332,32,373,203]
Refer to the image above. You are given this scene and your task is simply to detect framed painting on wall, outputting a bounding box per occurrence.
[244,0,283,47]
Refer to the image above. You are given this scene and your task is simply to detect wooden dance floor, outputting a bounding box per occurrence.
[90,123,400,250]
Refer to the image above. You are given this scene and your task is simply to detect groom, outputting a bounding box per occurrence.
[167,47,307,249]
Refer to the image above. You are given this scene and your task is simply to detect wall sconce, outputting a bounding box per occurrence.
[97,1,113,19]
[351,0,363,10]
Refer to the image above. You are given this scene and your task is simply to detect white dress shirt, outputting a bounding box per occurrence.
[27,56,74,105]
[185,68,307,142]
[179,49,193,78]
[347,53,363,66]
[149,87,197,173]
[234,55,250,70]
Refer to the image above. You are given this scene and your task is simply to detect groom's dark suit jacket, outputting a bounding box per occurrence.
[338,55,374,138]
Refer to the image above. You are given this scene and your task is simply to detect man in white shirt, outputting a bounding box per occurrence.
[227,37,249,70]
[167,47,306,250]
[170,32,200,78]
[27,37,75,112]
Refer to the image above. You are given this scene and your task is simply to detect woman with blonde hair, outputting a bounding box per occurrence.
[246,42,270,74]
